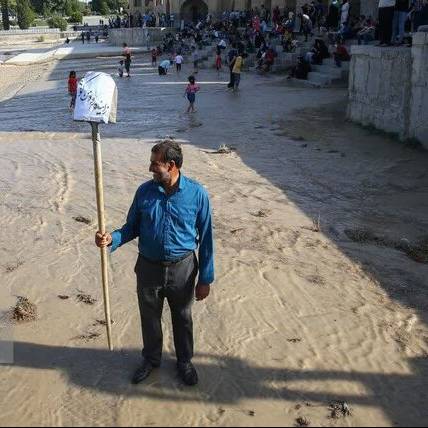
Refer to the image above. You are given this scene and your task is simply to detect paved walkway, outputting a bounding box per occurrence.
[3,40,147,65]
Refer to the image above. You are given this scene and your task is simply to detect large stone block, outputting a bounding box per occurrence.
[348,45,413,140]
[109,28,176,46]
[409,87,428,145]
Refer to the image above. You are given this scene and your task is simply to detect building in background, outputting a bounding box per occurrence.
[128,1,378,25]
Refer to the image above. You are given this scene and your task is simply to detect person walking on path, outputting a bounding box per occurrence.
[151,48,158,67]
[68,71,78,109]
[192,49,199,74]
[215,52,222,75]
[184,75,200,113]
[227,44,238,89]
[175,53,184,73]
[118,60,124,78]
[95,140,214,386]
[232,53,244,91]
[123,43,132,77]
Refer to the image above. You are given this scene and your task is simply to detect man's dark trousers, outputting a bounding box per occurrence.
[228,66,235,88]
[378,6,395,45]
[134,252,198,366]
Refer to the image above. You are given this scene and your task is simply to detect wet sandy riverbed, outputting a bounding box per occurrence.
[0,55,428,427]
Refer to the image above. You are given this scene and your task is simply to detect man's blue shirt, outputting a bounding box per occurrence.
[110,174,214,284]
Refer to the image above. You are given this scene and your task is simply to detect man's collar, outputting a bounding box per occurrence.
[178,173,186,191]
[154,172,186,194]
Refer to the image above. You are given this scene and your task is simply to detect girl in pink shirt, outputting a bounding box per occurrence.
[184,75,200,113]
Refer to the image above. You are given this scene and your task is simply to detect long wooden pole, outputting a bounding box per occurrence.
[91,122,113,351]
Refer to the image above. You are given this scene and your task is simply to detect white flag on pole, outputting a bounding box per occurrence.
[74,71,117,124]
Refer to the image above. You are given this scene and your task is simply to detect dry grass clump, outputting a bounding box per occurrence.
[11,296,37,322]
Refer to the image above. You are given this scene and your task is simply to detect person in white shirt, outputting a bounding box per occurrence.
[218,39,227,48]
[341,0,350,26]
[175,54,184,72]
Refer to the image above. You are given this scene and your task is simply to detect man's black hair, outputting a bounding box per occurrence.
[152,140,183,168]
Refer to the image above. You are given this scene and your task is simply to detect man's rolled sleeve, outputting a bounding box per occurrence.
[196,189,215,284]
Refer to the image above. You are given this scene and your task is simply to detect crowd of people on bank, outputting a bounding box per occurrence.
[67,0,428,111]
[108,12,177,29]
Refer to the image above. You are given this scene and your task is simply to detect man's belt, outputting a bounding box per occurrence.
[141,251,194,267]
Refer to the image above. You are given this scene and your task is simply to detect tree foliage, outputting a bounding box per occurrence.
[92,0,109,15]
[1,0,112,30]
[106,0,127,13]
[47,14,67,29]
[16,0,35,29]
[67,9,81,22]
[1,0,11,30]
[30,0,85,17]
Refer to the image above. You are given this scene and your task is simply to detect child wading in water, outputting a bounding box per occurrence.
[118,60,124,77]
[215,52,222,75]
[184,75,200,113]
[68,71,78,109]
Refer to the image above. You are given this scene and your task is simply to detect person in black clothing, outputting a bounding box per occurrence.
[378,1,396,46]
[316,39,330,59]
[123,43,132,78]
[227,44,238,89]
[288,56,312,80]
[413,0,428,32]
[254,31,264,49]
[327,0,340,30]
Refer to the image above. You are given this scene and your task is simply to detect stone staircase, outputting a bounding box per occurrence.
[306,57,350,87]
[179,37,351,87]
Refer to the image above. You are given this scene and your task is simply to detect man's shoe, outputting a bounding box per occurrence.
[131,358,156,384]
[177,361,198,386]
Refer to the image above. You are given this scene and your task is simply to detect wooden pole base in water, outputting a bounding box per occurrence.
[91,122,113,351]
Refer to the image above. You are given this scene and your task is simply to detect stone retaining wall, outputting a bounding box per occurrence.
[347,33,428,147]
[108,28,176,47]
[0,32,61,43]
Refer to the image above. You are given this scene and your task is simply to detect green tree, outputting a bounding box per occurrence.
[68,9,81,22]
[1,0,11,30]
[92,0,109,15]
[30,0,57,16]
[47,14,67,30]
[16,0,35,29]
[106,0,126,13]
[30,0,45,15]
[30,0,85,17]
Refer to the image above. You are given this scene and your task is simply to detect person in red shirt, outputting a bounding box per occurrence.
[68,71,78,110]
[215,52,222,73]
[151,48,158,66]
[262,48,276,72]
[333,40,350,67]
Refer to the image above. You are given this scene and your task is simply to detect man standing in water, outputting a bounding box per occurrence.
[95,140,214,386]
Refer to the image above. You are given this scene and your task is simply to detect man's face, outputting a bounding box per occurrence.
[149,151,173,184]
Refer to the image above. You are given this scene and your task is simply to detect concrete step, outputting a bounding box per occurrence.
[322,57,351,71]
[310,64,344,79]
[271,64,290,73]
[287,77,323,88]
[307,71,333,86]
